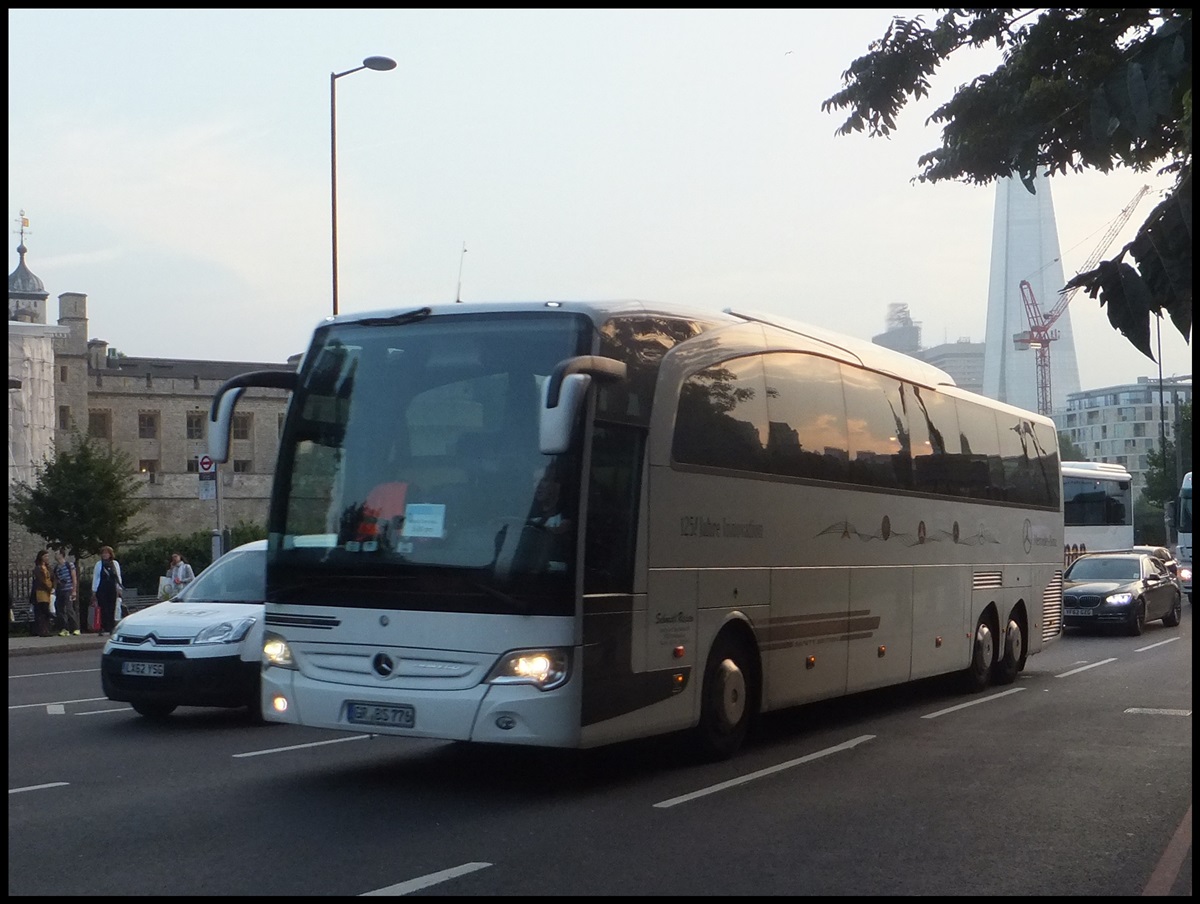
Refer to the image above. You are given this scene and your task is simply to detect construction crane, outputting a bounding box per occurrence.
[1013,184,1152,416]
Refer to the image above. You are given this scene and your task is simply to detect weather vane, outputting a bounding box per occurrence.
[14,209,31,242]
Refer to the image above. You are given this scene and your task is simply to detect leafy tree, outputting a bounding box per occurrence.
[1141,401,1192,508]
[823,9,1192,361]
[9,432,148,561]
[1057,431,1086,461]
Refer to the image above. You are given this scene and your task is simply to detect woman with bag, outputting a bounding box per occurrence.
[31,550,55,637]
[90,545,124,636]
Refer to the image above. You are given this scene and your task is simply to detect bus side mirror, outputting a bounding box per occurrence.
[540,374,591,455]
[208,387,245,464]
[538,355,627,455]
[208,369,297,463]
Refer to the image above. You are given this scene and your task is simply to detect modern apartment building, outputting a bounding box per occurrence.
[1053,375,1193,496]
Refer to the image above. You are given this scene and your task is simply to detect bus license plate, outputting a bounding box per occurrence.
[121,661,165,677]
[1063,608,1094,617]
[346,702,415,728]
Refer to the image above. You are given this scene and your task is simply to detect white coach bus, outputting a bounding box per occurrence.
[209,301,1064,759]
[1061,460,1134,565]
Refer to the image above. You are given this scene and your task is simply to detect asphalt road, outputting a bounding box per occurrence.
[8,610,1192,896]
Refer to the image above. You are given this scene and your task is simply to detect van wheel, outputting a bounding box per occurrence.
[132,701,177,719]
[961,617,994,692]
[695,632,758,760]
[991,615,1025,685]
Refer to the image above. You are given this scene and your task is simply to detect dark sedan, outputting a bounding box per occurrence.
[1062,552,1183,635]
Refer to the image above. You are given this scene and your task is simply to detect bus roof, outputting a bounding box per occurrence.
[1061,461,1133,480]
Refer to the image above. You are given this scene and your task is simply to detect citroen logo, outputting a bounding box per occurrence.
[1022,519,1033,555]
[372,653,395,677]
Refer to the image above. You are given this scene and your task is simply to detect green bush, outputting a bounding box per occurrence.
[118,521,266,597]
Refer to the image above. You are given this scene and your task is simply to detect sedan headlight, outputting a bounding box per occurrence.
[195,616,257,645]
[1104,592,1134,605]
[485,648,571,691]
[262,630,297,670]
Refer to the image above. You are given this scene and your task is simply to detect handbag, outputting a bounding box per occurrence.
[89,601,101,632]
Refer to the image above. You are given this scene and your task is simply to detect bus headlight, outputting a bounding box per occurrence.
[1105,592,1134,605]
[263,630,297,670]
[485,649,571,691]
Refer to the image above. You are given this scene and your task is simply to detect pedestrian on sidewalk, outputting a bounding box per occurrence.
[31,550,55,637]
[90,545,124,636]
[167,552,195,593]
[53,548,80,636]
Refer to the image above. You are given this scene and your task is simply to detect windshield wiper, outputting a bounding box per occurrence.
[353,307,432,327]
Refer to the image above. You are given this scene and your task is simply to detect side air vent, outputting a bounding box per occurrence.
[1041,571,1063,642]
[972,571,1003,591]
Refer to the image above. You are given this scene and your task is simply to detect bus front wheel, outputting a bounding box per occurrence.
[695,632,758,760]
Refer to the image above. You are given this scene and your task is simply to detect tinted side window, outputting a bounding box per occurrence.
[762,353,849,482]
[908,385,962,495]
[597,317,709,426]
[673,357,767,471]
[955,399,1003,499]
[997,416,1060,507]
[841,367,911,490]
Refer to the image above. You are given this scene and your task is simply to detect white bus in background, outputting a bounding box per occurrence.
[1176,471,1192,602]
[1061,461,1134,565]
[210,301,1064,760]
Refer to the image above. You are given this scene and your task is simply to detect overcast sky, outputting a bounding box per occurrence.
[8,9,1191,391]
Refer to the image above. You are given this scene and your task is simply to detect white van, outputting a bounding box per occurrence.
[100,540,266,719]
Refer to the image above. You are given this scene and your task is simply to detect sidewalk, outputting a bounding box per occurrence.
[8,630,109,658]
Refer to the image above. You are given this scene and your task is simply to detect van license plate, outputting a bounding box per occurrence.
[121,661,165,677]
[346,702,415,728]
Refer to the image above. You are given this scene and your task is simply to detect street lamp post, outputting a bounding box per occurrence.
[331,55,396,317]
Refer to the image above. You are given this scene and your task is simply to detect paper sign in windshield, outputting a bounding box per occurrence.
[402,503,446,538]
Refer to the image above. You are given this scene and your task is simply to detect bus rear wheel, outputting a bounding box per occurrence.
[961,617,994,693]
[695,632,758,760]
[991,615,1026,685]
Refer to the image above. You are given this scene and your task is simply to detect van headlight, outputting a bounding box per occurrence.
[1178,566,1192,583]
[485,649,571,691]
[262,630,297,669]
[195,617,256,644]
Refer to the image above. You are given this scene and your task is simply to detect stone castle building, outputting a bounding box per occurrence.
[8,238,295,575]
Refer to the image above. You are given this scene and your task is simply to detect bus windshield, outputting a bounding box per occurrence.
[268,311,593,616]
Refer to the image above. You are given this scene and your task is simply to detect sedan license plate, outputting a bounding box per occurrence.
[1063,607,1094,617]
[346,702,415,728]
[121,661,165,677]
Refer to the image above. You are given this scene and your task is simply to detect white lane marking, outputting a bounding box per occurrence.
[9,697,109,710]
[47,704,65,715]
[653,734,875,809]
[76,707,132,715]
[1124,708,1191,716]
[921,686,1026,720]
[9,667,102,678]
[361,862,492,896]
[1136,636,1180,652]
[9,782,69,794]
[233,734,372,758]
[1055,657,1118,678]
